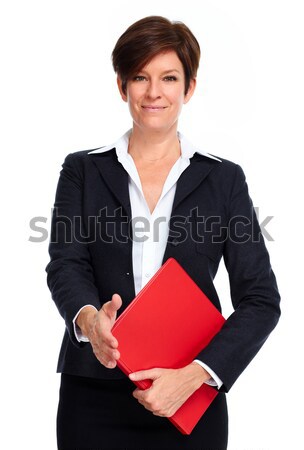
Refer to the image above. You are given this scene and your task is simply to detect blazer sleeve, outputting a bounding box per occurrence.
[196,164,281,392]
[45,153,101,347]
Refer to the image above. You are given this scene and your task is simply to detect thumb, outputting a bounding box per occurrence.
[129,368,161,382]
[102,293,122,320]
[110,293,122,312]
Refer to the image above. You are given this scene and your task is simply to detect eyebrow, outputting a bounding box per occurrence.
[139,69,181,75]
[161,69,181,75]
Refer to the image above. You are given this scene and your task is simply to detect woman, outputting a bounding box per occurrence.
[46,16,281,450]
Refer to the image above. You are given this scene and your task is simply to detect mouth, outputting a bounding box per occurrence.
[141,106,167,111]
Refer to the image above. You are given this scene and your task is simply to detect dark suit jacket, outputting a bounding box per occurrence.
[46,146,280,393]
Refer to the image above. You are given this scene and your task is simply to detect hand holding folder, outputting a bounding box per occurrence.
[112,257,226,434]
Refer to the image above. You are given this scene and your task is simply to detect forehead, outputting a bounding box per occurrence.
[140,50,183,73]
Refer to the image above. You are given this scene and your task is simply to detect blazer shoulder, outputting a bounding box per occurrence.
[196,152,246,181]
[65,146,115,161]
[217,158,247,195]
[218,157,245,179]
[59,147,117,188]
[61,146,116,171]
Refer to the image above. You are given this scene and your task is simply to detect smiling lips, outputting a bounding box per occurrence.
[142,105,167,111]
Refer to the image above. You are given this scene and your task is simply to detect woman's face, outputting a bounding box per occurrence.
[117,50,196,133]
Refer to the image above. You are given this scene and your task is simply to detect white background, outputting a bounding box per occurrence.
[1,1,303,449]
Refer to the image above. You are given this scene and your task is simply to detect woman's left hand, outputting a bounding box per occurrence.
[130,362,211,417]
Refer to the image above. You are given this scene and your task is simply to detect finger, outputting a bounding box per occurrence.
[132,388,144,401]
[96,351,118,369]
[93,318,119,348]
[111,293,123,310]
[91,338,119,362]
[129,368,161,381]
[98,347,120,364]
[98,356,117,369]
[152,411,167,417]
[152,408,163,416]
[102,359,117,369]
[102,294,122,318]
[101,347,120,361]
[101,331,119,349]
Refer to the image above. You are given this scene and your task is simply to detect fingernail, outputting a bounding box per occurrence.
[129,373,135,380]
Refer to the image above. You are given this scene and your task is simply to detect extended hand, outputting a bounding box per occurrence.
[76,293,122,369]
[129,363,210,417]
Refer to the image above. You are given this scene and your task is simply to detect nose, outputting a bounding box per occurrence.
[146,79,161,99]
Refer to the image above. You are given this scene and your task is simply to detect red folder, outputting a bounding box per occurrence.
[111,257,225,434]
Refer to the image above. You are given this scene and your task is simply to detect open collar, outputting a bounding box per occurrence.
[88,129,222,162]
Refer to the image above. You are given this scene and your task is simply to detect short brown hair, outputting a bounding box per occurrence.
[112,16,200,95]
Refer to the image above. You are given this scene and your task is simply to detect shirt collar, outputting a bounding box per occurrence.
[88,129,222,162]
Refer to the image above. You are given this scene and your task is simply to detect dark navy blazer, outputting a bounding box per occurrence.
[46,147,280,393]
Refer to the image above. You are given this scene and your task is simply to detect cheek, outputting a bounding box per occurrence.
[167,86,185,103]
[127,92,142,110]
[127,85,146,100]
[129,99,140,109]
[127,96,141,119]
[170,93,185,110]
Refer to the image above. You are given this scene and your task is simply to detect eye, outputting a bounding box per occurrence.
[133,75,146,81]
[163,76,177,81]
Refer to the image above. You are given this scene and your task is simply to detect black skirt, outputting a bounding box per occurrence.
[57,373,228,450]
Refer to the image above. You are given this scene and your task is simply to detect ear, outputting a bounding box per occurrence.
[117,77,128,102]
[184,78,196,104]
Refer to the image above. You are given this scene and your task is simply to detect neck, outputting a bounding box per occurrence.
[128,125,181,163]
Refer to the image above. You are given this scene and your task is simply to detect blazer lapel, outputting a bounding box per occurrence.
[90,149,132,219]
[171,153,219,213]
[161,154,219,265]
[91,150,219,219]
